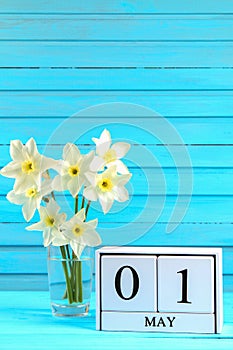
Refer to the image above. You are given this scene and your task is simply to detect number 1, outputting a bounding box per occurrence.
[177,269,192,304]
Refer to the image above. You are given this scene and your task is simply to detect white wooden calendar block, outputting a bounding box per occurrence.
[101,312,215,333]
[101,255,157,312]
[96,246,223,334]
[158,256,215,313]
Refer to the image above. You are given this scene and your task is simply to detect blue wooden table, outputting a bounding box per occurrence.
[0,291,232,350]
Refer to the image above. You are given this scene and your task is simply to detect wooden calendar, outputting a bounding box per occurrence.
[96,247,223,333]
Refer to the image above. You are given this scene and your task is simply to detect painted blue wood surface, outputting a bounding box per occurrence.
[0,0,233,309]
[2,68,233,90]
[2,42,233,67]
[0,291,232,350]
[0,117,233,144]
[1,91,232,117]
[1,15,233,41]
[1,1,233,14]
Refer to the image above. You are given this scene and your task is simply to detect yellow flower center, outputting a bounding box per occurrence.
[21,160,35,174]
[103,149,117,164]
[68,165,80,177]
[98,178,113,192]
[25,188,37,198]
[72,224,83,237]
[44,216,55,227]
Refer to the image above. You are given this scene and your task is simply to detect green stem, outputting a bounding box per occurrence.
[77,260,83,303]
[75,195,78,214]
[81,196,85,209]
[85,200,91,219]
[60,246,73,304]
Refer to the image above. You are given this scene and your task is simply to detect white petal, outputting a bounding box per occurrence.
[14,174,38,194]
[40,156,59,172]
[7,190,25,205]
[38,206,47,221]
[52,175,65,192]
[70,241,85,259]
[98,193,114,214]
[22,199,37,222]
[26,137,38,157]
[113,160,130,175]
[85,171,97,187]
[43,228,53,247]
[90,156,105,172]
[63,143,81,164]
[96,141,111,157]
[99,129,111,143]
[92,128,110,144]
[52,235,69,246]
[113,186,129,202]
[75,208,85,222]
[94,129,111,156]
[0,161,22,178]
[40,179,52,197]
[115,172,132,186]
[46,198,61,217]
[81,151,95,172]
[111,142,130,158]
[67,177,80,197]
[84,229,102,247]
[83,185,98,201]
[102,165,117,178]
[26,220,44,231]
[56,213,67,226]
[85,218,98,229]
[10,140,25,161]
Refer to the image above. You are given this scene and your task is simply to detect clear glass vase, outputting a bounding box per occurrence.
[47,245,93,317]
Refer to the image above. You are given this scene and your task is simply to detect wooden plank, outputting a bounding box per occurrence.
[0,247,47,273]
[1,15,233,41]
[2,168,233,196]
[0,247,231,274]
[0,274,48,291]
[1,145,233,168]
[1,329,233,349]
[1,68,233,90]
[1,42,233,67]
[0,117,233,145]
[222,276,233,292]
[1,91,232,117]
[1,222,233,247]
[0,1,233,14]
[1,195,233,224]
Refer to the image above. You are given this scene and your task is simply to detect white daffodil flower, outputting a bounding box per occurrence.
[52,143,94,197]
[6,180,52,222]
[61,208,101,259]
[90,129,130,174]
[0,138,58,194]
[26,199,67,247]
[84,166,132,214]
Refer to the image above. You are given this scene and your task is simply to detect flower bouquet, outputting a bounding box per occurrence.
[1,129,132,316]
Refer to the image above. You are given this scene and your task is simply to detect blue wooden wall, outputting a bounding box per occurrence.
[0,1,233,292]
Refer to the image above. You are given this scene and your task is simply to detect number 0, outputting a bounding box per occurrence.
[115,266,139,300]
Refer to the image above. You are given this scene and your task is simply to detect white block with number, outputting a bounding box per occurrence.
[158,256,215,313]
[96,246,223,334]
[101,255,157,312]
